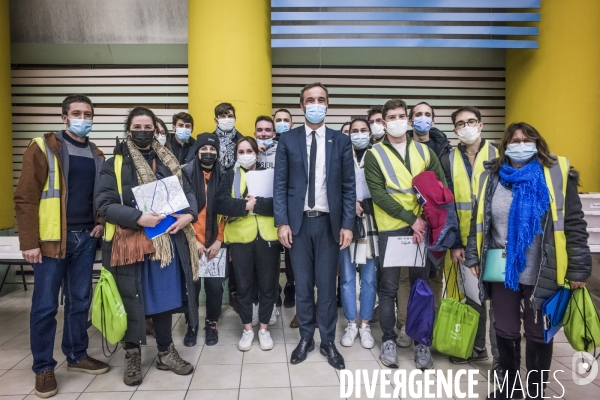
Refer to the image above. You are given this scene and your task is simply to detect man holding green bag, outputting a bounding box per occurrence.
[14,95,109,399]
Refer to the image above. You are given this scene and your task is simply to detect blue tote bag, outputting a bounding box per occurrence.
[405,278,435,346]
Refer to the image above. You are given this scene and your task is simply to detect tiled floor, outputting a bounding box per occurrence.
[0,279,598,400]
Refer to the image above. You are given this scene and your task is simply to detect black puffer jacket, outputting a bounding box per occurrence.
[464,161,592,311]
[95,141,199,345]
[408,127,452,160]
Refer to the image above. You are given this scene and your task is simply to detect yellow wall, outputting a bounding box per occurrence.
[188,0,272,137]
[506,0,600,192]
[0,0,14,228]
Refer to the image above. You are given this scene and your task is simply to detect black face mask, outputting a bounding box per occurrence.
[200,152,218,165]
[130,130,155,149]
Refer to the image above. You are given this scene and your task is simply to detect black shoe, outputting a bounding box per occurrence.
[204,322,219,346]
[283,283,295,308]
[290,338,315,364]
[320,341,345,370]
[450,347,489,364]
[276,296,283,308]
[183,325,197,347]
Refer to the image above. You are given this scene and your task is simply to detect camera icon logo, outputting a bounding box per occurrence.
[571,351,598,385]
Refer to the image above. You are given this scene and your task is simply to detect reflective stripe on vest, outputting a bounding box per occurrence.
[224,168,278,244]
[473,157,570,285]
[103,154,123,242]
[369,141,429,232]
[30,137,61,242]
[450,141,498,245]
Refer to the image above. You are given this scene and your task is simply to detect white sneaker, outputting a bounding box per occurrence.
[268,305,279,326]
[238,329,254,351]
[340,323,358,347]
[251,303,259,327]
[258,329,274,350]
[359,324,375,349]
[396,325,412,348]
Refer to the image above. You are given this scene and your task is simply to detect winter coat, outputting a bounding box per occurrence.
[95,141,199,345]
[464,162,592,310]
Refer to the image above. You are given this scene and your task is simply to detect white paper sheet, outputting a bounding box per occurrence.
[355,168,371,200]
[458,262,482,306]
[131,175,190,215]
[246,169,274,198]
[382,236,426,267]
[198,248,227,278]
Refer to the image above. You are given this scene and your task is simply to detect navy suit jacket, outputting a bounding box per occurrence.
[273,125,356,238]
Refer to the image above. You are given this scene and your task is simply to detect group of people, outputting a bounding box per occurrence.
[14,82,591,399]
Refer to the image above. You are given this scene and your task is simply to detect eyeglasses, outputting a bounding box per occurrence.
[455,119,479,129]
[351,129,370,134]
[369,118,383,125]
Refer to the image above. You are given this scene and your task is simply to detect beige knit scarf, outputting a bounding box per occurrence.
[125,138,200,280]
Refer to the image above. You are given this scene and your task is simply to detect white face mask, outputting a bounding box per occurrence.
[385,119,408,138]
[371,123,385,139]
[237,154,256,169]
[218,118,235,132]
[156,134,167,146]
[456,126,480,145]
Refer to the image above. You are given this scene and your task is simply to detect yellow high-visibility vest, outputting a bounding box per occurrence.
[30,137,61,242]
[368,141,429,232]
[451,141,498,246]
[103,154,123,242]
[473,157,570,284]
[224,167,278,244]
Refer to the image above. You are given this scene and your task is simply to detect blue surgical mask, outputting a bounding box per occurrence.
[175,128,192,141]
[275,122,291,134]
[505,142,538,164]
[351,132,370,149]
[257,138,274,148]
[304,104,327,124]
[412,116,432,136]
[68,118,93,137]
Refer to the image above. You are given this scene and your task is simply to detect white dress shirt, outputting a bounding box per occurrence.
[304,124,329,212]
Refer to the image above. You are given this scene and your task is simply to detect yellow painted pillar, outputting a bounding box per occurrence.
[506,0,600,192]
[0,0,14,229]
[188,0,272,136]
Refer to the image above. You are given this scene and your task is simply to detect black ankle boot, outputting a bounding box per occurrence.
[487,335,524,400]
[524,340,553,399]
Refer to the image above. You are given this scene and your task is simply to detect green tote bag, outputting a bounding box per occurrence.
[432,297,480,359]
[563,286,600,355]
[92,267,127,346]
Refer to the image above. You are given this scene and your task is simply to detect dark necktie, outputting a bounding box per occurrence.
[308,131,317,209]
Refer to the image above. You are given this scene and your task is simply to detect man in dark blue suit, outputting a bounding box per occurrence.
[273,83,355,370]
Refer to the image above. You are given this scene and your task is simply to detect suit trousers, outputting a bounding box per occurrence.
[289,214,339,343]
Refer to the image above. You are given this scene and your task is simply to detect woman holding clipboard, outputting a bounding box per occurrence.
[215,137,281,352]
[181,133,226,347]
[96,107,199,386]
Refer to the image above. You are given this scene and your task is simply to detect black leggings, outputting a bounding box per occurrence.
[125,311,172,352]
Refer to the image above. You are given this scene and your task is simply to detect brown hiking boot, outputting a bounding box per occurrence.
[35,370,58,398]
[124,347,143,386]
[290,314,299,328]
[156,343,193,375]
[66,356,109,375]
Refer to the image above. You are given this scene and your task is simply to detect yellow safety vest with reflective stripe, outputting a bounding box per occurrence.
[369,141,429,232]
[473,157,570,285]
[224,168,278,244]
[103,154,123,242]
[30,137,61,241]
[451,141,498,246]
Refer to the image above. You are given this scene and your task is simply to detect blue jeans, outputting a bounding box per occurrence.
[339,247,377,322]
[30,231,97,374]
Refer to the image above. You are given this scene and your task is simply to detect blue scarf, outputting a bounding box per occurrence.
[499,159,550,291]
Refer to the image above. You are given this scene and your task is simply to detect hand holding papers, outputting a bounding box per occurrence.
[199,248,227,277]
[246,169,274,198]
[383,236,426,267]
